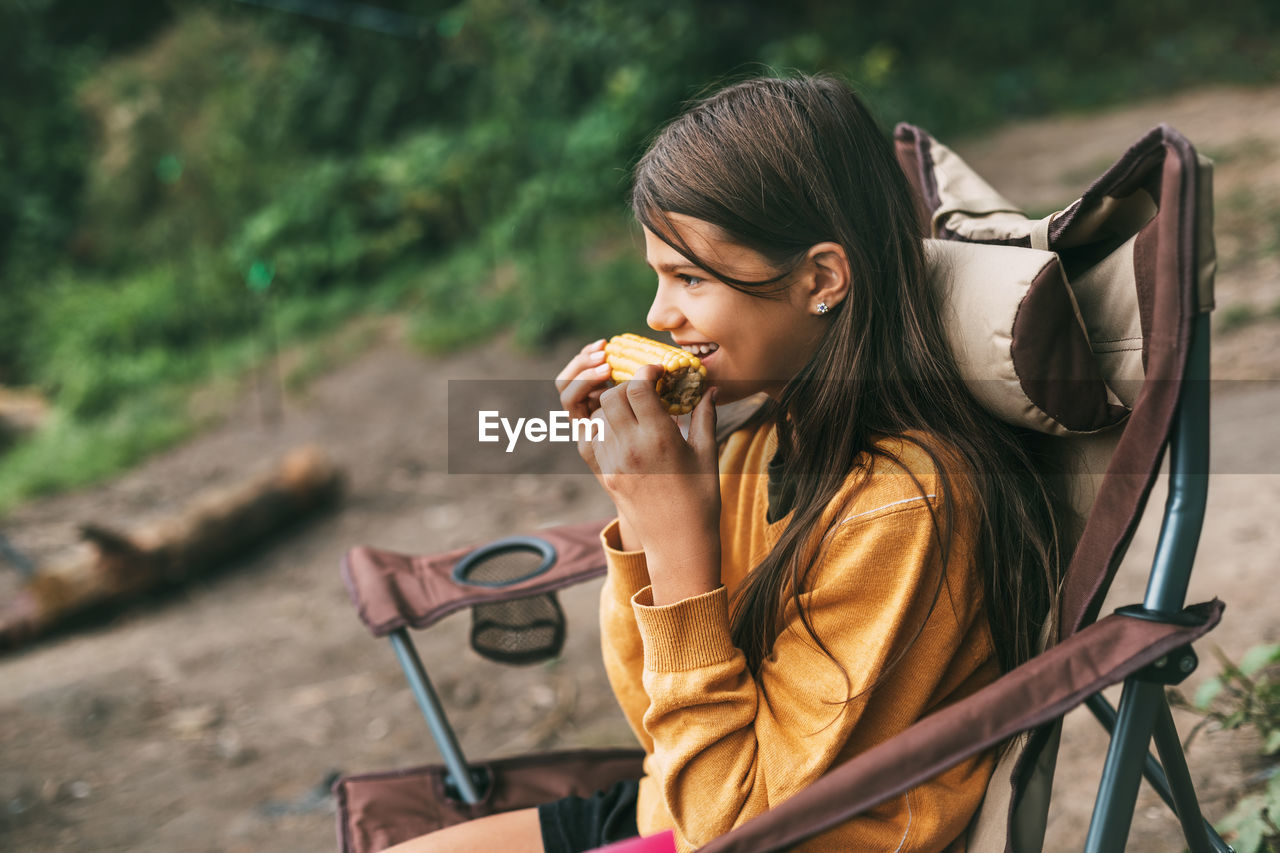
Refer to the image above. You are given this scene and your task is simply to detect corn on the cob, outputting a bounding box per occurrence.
[604,333,708,415]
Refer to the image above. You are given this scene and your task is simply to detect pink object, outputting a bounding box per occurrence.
[587,830,677,853]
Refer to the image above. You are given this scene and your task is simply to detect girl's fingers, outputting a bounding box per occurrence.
[623,364,671,423]
[687,385,719,467]
[576,424,600,473]
[578,409,610,473]
[556,339,612,418]
[554,352,607,393]
[559,363,613,418]
[554,339,607,391]
[598,379,639,430]
[557,339,614,480]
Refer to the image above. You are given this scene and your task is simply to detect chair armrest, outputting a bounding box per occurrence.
[341,518,612,637]
[698,599,1224,853]
[335,748,646,853]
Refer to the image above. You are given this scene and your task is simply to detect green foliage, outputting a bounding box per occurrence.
[229,128,492,290]
[1216,300,1280,335]
[1171,644,1280,852]
[0,257,381,511]
[508,216,653,348]
[0,259,245,509]
[4,0,1280,509]
[0,3,90,382]
[1215,771,1280,853]
[1185,645,1280,754]
[0,394,193,515]
[1219,304,1262,334]
[74,9,319,270]
[765,0,1280,135]
[30,267,228,418]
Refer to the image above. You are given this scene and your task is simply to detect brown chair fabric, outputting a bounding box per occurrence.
[335,748,645,853]
[893,122,1212,851]
[1053,127,1211,637]
[894,122,1211,638]
[342,518,611,637]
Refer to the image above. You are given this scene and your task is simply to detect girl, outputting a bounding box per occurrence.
[393,74,1062,853]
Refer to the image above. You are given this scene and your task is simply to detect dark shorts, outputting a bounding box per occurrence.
[537,778,641,853]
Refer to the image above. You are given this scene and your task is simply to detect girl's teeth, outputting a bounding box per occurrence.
[682,343,719,356]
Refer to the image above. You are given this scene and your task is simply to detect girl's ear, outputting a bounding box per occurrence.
[802,242,852,313]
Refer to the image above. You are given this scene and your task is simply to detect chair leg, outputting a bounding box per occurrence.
[389,629,484,804]
[1151,698,1228,853]
[1086,693,1232,852]
[1084,679,1163,853]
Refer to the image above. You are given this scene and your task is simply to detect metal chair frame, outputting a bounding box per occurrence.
[1082,311,1231,852]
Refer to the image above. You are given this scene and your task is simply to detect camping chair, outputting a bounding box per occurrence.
[333,122,1223,852]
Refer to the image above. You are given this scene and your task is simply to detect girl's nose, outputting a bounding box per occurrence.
[646,282,683,333]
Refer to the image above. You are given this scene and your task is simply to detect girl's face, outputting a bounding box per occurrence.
[643,214,830,404]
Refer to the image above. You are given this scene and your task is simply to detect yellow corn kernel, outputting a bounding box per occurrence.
[604,333,707,415]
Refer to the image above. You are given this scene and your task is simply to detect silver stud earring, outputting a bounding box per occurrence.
[816,302,829,315]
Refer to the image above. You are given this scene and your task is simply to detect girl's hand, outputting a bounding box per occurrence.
[555,338,646,550]
[592,364,722,604]
[554,339,613,478]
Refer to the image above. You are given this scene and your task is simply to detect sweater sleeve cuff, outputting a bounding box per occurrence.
[631,585,737,672]
[601,518,650,594]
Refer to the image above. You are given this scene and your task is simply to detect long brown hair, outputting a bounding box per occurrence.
[631,75,1063,679]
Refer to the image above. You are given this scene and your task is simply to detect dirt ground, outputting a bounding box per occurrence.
[3,84,1279,852]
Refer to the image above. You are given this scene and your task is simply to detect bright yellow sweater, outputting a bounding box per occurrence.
[598,419,1000,852]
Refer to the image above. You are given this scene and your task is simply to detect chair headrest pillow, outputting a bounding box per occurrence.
[928,239,1131,436]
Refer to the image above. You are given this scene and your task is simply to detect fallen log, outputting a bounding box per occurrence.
[0,444,343,651]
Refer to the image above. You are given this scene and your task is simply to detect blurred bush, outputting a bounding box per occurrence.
[1,0,1278,506]
[1171,644,1280,852]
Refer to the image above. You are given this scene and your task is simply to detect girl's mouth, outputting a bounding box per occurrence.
[680,342,719,358]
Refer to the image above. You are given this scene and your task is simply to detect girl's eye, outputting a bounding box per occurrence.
[677,274,704,288]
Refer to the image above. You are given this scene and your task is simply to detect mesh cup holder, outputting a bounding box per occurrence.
[452,536,565,665]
